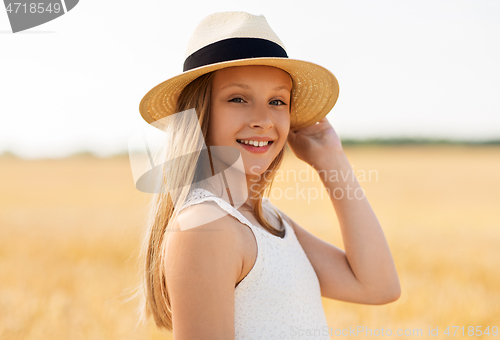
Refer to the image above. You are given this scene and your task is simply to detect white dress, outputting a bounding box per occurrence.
[181,188,331,339]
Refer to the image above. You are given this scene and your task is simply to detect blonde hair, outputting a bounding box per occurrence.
[134,70,287,332]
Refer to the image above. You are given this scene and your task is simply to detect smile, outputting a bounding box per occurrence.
[236,139,272,147]
[236,139,274,153]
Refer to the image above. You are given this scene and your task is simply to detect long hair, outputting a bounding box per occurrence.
[134,70,288,332]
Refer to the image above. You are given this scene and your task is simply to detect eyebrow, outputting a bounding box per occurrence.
[273,85,292,91]
[220,82,291,91]
[220,82,250,90]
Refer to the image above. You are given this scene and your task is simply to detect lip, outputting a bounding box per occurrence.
[236,140,273,154]
[237,136,275,142]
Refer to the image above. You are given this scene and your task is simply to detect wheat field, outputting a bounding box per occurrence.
[1,145,499,339]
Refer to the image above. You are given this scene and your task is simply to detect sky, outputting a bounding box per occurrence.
[1,0,499,159]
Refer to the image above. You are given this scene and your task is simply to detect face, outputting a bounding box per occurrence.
[207,65,292,178]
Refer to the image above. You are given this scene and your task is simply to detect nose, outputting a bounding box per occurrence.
[248,102,274,130]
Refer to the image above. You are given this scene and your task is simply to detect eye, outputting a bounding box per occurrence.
[229,97,246,103]
[270,99,286,106]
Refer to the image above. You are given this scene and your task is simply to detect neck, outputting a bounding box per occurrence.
[241,172,262,210]
[205,156,263,211]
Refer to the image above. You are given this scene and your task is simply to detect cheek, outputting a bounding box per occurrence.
[208,105,237,144]
[277,114,291,141]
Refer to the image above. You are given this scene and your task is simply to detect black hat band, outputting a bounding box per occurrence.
[183,37,288,72]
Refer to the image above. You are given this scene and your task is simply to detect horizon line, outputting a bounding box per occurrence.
[1,137,500,160]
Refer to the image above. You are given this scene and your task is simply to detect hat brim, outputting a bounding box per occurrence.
[139,57,339,131]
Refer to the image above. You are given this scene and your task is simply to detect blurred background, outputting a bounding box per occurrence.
[1,0,499,339]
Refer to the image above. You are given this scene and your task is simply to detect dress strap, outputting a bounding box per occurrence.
[181,188,257,231]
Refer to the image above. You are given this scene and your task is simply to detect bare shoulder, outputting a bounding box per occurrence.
[164,200,245,339]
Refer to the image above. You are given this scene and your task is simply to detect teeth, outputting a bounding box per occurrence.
[237,139,271,147]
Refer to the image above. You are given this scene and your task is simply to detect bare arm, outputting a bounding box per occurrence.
[286,117,400,305]
[164,201,243,339]
[312,150,401,303]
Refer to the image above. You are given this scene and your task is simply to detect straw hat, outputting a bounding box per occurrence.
[138,11,340,131]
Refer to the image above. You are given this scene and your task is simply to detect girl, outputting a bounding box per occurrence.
[135,11,400,339]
